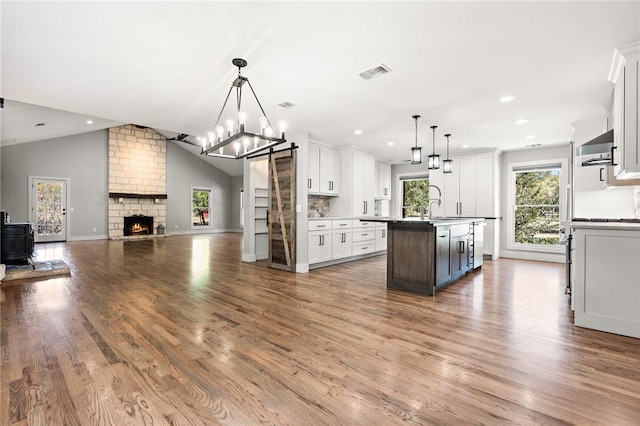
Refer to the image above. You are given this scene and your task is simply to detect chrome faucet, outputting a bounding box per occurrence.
[426,184,442,220]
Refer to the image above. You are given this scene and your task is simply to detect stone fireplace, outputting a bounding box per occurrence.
[108,125,167,239]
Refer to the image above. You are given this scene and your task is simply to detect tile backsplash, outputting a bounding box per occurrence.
[308,195,332,218]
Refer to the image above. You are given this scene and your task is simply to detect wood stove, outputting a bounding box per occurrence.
[124,215,154,236]
[1,211,35,267]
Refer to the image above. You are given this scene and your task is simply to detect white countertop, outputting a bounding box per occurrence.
[571,221,640,231]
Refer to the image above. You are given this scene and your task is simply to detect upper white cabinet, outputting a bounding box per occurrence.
[433,151,499,218]
[333,148,376,217]
[375,161,391,200]
[609,41,640,179]
[308,142,339,196]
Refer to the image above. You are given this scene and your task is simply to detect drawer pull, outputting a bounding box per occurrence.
[317,224,326,227]
[362,246,368,250]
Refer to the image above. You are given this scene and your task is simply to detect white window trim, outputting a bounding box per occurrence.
[191,186,213,230]
[506,158,568,254]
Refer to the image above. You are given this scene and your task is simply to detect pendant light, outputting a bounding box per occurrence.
[443,133,453,173]
[411,115,422,164]
[428,125,440,170]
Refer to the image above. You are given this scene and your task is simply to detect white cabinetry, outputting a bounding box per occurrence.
[573,225,640,338]
[375,223,387,251]
[333,149,376,217]
[439,152,497,218]
[308,142,339,196]
[352,220,376,255]
[376,161,391,200]
[308,220,332,264]
[609,41,640,179]
[331,219,352,260]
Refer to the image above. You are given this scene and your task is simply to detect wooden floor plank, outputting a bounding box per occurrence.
[1,233,639,425]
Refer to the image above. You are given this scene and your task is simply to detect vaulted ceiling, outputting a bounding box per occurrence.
[1,1,639,176]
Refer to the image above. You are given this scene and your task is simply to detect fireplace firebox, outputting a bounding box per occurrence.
[124,215,154,236]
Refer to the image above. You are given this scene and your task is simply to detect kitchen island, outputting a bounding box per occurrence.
[367,217,483,296]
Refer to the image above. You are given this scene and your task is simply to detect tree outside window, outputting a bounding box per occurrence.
[192,188,212,228]
[402,178,429,217]
[514,168,560,245]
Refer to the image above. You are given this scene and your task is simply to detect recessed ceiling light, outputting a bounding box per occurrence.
[525,135,536,140]
[354,129,363,135]
[500,95,516,103]
[462,144,470,148]
[86,120,94,125]
[387,141,395,146]
[514,119,528,124]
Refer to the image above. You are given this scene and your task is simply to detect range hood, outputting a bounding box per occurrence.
[577,129,614,166]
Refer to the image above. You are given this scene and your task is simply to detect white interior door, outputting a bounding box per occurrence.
[30,177,68,242]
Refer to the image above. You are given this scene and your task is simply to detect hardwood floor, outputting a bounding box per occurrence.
[1,233,639,425]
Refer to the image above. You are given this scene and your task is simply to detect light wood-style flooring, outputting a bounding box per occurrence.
[1,233,639,425]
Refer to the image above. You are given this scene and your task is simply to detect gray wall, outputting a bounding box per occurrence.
[1,130,109,239]
[166,141,234,233]
[499,145,569,261]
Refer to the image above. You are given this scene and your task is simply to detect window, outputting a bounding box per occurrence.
[191,187,212,229]
[507,160,567,252]
[401,177,429,218]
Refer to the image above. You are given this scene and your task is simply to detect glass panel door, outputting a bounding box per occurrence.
[31,178,67,242]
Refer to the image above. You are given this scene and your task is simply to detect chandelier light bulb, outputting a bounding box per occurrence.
[259,116,268,135]
[216,126,224,142]
[254,137,260,149]
[233,142,241,156]
[226,119,235,137]
[279,121,287,139]
[238,111,247,132]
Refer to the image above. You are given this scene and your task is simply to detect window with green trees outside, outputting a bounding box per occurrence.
[402,178,429,218]
[513,168,560,245]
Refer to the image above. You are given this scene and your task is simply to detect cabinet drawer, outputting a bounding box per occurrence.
[332,219,353,229]
[353,241,375,255]
[450,223,471,238]
[354,220,376,228]
[376,222,387,229]
[352,227,375,242]
[308,220,332,231]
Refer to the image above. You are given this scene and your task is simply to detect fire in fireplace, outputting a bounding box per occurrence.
[124,215,154,236]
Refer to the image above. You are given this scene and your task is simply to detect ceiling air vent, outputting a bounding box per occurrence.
[274,101,295,109]
[358,63,392,80]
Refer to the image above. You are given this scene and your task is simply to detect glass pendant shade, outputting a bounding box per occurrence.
[411,146,422,164]
[428,125,440,170]
[428,153,440,170]
[443,133,453,173]
[443,158,453,173]
[410,115,422,164]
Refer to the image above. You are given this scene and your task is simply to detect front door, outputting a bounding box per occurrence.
[30,177,68,242]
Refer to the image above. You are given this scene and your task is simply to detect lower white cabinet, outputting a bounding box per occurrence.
[332,229,352,259]
[573,225,640,338]
[308,230,332,264]
[375,224,387,251]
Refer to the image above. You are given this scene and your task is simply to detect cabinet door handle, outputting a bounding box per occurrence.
[611,146,618,166]
[342,233,346,243]
[308,178,312,189]
[384,188,388,196]
[382,230,385,238]
[363,201,367,214]
[459,202,463,216]
[599,168,605,182]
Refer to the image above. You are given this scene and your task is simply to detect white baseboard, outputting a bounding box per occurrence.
[68,234,109,241]
[242,253,257,262]
[499,249,565,263]
[170,228,238,235]
[296,263,309,273]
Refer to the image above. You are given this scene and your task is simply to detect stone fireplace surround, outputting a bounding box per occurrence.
[108,125,167,239]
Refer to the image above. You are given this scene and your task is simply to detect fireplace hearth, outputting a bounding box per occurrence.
[124,215,154,236]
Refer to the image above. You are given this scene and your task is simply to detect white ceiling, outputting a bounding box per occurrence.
[1,1,639,177]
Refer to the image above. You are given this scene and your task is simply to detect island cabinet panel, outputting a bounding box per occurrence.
[387,223,437,296]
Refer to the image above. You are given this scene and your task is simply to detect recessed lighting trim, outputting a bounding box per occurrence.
[86,120,94,125]
[525,135,536,140]
[514,119,528,124]
[354,129,363,135]
[462,144,470,148]
[387,141,395,146]
[500,95,516,103]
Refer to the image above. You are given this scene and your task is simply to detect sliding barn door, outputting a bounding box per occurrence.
[269,150,296,271]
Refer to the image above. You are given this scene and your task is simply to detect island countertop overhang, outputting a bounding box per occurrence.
[361,217,485,226]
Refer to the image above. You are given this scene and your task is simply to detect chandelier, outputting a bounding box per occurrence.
[411,115,422,164]
[200,58,287,159]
